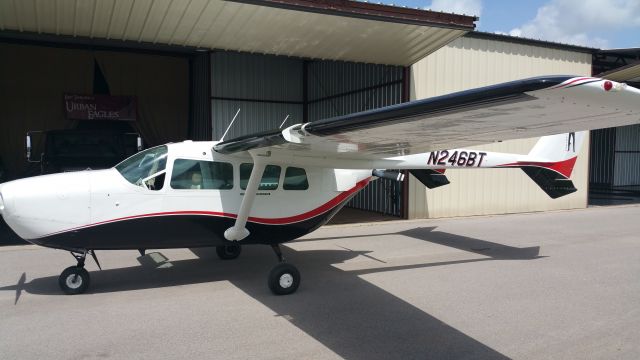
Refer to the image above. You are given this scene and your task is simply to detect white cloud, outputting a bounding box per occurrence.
[508,0,640,48]
[426,0,482,17]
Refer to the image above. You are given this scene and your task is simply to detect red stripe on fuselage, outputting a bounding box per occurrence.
[42,178,371,237]
[250,178,370,224]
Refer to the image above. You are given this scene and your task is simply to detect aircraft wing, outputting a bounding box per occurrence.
[214,76,640,158]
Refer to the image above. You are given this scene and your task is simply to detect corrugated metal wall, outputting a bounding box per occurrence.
[307,62,404,120]
[589,128,616,187]
[409,36,592,219]
[209,52,404,216]
[613,125,640,186]
[189,53,211,141]
[210,52,303,140]
[308,61,405,216]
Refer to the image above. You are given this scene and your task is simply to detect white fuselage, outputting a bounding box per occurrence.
[0,140,537,247]
[0,141,372,243]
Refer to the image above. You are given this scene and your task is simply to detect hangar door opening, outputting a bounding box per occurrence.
[0,42,190,245]
[307,61,406,219]
[210,52,407,220]
[589,125,640,205]
[0,42,190,182]
[589,49,640,206]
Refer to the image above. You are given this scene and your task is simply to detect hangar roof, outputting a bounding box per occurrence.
[466,31,595,54]
[598,61,640,83]
[0,0,476,66]
[598,48,640,56]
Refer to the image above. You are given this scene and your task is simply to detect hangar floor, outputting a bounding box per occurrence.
[589,186,640,206]
[328,207,398,225]
[1,205,640,359]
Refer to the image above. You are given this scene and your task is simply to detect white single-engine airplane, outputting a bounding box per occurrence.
[1,76,639,295]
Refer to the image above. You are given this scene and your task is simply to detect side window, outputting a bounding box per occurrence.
[144,173,166,191]
[240,163,282,190]
[170,159,234,190]
[283,167,309,190]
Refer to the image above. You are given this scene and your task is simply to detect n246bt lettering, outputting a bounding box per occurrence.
[427,150,487,167]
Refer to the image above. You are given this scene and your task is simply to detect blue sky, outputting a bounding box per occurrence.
[391,0,640,49]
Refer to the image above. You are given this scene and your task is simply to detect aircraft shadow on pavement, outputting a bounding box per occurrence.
[1,226,542,359]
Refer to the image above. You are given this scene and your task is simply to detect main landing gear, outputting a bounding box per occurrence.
[216,243,300,295]
[58,250,99,295]
[216,244,242,260]
[268,244,300,295]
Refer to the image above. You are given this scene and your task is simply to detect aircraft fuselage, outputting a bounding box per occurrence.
[0,141,371,251]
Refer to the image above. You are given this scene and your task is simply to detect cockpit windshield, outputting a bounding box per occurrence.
[115,145,168,188]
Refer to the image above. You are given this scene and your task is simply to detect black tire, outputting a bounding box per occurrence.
[216,244,242,260]
[268,263,300,295]
[58,266,90,295]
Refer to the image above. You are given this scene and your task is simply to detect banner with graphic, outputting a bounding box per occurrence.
[64,94,137,121]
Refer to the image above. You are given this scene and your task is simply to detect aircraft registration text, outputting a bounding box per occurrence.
[427,151,488,167]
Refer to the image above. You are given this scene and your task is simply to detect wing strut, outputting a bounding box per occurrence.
[223,152,266,241]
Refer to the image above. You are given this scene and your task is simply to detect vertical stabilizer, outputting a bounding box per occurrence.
[528,131,585,163]
[518,131,587,198]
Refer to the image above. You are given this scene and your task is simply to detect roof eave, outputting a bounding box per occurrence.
[229,0,477,30]
[465,31,596,54]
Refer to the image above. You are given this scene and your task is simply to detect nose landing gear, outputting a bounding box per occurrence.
[59,266,90,295]
[267,244,300,295]
[58,250,97,295]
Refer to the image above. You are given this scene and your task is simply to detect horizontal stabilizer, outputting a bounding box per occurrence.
[521,167,577,199]
[410,169,450,189]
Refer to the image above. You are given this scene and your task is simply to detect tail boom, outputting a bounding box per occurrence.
[390,132,585,198]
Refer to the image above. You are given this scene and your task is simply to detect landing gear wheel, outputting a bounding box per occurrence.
[58,266,90,295]
[216,244,242,260]
[268,263,300,295]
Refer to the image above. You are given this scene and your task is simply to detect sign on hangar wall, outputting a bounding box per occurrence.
[64,94,137,121]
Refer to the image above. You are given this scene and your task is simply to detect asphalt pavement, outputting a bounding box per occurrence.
[1,205,640,359]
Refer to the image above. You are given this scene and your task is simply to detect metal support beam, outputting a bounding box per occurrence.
[210,96,303,105]
[303,60,309,123]
[401,66,411,219]
[188,52,213,141]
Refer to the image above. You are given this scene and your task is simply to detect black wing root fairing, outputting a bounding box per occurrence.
[214,128,287,154]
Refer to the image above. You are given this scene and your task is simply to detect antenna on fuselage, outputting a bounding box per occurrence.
[279,114,290,129]
[219,108,241,142]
